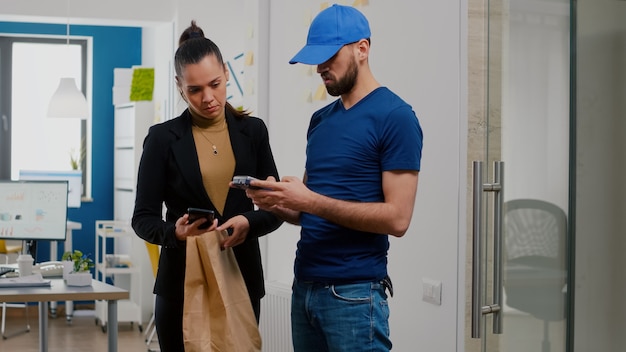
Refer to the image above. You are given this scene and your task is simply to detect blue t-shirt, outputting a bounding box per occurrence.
[295,87,423,283]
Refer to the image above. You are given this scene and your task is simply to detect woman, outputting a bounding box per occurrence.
[132,20,282,351]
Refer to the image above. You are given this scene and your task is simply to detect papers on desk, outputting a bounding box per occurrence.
[0,273,51,288]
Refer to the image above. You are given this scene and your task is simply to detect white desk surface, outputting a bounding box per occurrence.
[0,278,128,302]
[0,278,127,352]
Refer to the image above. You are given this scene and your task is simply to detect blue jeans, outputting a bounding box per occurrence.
[291,279,392,352]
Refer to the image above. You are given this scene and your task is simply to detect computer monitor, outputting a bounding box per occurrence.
[0,180,68,241]
[18,170,82,208]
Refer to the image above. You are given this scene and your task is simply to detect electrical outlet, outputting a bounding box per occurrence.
[422,278,442,306]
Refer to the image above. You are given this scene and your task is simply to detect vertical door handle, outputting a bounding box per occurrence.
[471,161,505,338]
[491,161,504,334]
[471,161,484,338]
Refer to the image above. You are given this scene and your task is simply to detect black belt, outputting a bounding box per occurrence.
[382,275,394,297]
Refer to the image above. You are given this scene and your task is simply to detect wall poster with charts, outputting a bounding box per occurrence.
[0,180,68,241]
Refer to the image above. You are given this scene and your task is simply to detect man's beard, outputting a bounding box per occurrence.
[325,58,358,97]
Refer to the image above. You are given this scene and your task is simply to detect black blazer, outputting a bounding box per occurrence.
[132,109,282,301]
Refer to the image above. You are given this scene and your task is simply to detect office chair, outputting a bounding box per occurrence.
[0,239,22,263]
[0,239,30,339]
[503,199,567,352]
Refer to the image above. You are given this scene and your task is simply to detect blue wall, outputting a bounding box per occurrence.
[0,22,142,263]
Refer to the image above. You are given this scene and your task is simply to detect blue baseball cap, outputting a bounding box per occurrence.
[289,4,371,65]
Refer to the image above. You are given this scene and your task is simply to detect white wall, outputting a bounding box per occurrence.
[141,22,176,122]
[172,0,248,116]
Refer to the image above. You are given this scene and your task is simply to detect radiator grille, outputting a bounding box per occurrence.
[260,281,293,352]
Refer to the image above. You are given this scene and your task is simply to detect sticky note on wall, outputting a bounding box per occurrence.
[130,67,155,101]
[245,51,254,66]
[313,84,327,101]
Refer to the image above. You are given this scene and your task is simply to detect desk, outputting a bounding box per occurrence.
[50,220,82,319]
[0,279,128,352]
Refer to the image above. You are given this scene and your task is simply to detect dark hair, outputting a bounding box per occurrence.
[175,20,249,117]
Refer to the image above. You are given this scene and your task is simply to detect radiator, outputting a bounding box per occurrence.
[260,281,293,352]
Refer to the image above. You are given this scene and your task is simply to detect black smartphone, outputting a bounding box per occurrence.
[232,175,262,190]
[186,207,215,229]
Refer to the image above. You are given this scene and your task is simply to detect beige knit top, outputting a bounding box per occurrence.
[190,112,235,215]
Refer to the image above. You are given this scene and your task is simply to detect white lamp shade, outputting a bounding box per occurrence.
[47,77,89,119]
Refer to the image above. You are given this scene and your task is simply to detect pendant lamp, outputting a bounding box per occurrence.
[47,77,89,118]
[47,0,89,119]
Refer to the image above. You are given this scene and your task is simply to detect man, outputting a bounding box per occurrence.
[246,4,423,351]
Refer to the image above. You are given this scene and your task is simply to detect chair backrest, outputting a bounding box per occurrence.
[504,198,567,268]
[0,239,22,264]
[0,239,22,254]
[503,198,568,321]
[144,242,160,278]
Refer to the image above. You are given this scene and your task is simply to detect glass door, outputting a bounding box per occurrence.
[466,0,571,351]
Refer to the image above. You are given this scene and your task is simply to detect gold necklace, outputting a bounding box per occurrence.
[194,119,227,156]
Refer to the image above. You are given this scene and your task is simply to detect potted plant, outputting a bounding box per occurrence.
[62,250,94,286]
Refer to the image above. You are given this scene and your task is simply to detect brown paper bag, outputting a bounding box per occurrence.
[183,231,262,352]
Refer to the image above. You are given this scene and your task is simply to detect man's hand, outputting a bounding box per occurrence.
[246,176,304,225]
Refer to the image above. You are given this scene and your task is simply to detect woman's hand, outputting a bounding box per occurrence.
[174,213,218,241]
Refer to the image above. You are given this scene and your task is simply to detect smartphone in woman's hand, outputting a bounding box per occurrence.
[187,207,215,229]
